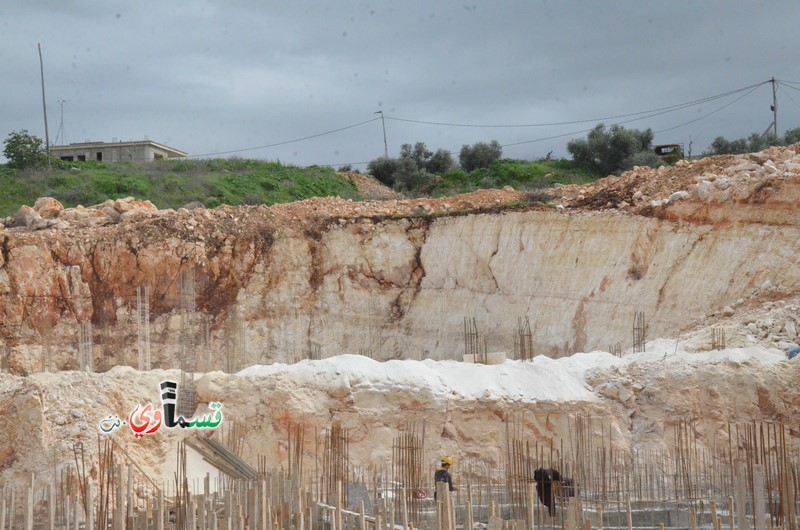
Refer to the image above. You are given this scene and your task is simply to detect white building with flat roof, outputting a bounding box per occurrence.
[50,140,187,163]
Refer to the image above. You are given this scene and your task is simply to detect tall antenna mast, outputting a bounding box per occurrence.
[55,99,67,146]
[38,43,51,167]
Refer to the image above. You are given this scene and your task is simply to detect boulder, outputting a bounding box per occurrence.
[99,206,121,223]
[58,206,112,228]
[120,207,155,222]
[13,205,43,228]
[669,191,690,202]
[693,181,715,201]
[785,321,797,340]
[33,197,64,219]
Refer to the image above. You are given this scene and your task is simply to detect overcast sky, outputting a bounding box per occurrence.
[3,1,799,168]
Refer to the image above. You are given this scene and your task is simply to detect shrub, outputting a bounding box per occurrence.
[3,130,47,169]
[704,128,800,156]
[393,159,434,192]
[784,127,800,145]
[366,157,400,187]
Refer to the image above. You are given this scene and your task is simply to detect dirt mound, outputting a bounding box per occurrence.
[339,171,404,200]
[558,144,800,219]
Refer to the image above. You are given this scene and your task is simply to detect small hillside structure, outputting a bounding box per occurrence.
[50,140,187,163]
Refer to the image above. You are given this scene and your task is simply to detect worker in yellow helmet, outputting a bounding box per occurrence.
[434,456,457,499]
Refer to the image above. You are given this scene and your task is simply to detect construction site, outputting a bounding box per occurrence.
[0,145,799,529]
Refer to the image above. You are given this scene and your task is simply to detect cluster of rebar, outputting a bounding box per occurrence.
[392,422,426,527]
[0,416,797,529]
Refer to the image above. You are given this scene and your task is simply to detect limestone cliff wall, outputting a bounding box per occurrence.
[1,205,798,373]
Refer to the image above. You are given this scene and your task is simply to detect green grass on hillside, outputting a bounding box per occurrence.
[430,158,596,197]
[0,157,601,218]
[0,159,361,217]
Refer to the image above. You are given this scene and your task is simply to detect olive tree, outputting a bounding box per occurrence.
[567,124,654,176]
[368,142,455,192]
[366,156,401,187]
[399,142,432,169]
[393,158,434,192]
[705,129,798,156]
[459,140,502,172]
[426,148,455,174]
[399,142,455,174]
[784,127,800,145]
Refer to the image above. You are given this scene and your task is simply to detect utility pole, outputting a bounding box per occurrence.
[770,77,777,137]
[763,78,779,138]
[38,43,51,167]
[374,110,388,157]
[36,42,50,167]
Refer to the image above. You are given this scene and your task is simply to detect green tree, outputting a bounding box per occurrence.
[706,136,748,155]
[784,127,800,145]
[567,124,654,176]
[368,142,456,193]
[704,128,800,156]
[399,142,432,169]
[747,132,779,152]
[366,156,401,187]
[3,130,46,169]
[459,140,502,172]
[427,148,455,174]
[398,142,455,174]
[393,159,434,193]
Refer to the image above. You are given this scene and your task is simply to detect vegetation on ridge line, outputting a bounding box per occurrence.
[0,159,361,217]
[7,122,798,219]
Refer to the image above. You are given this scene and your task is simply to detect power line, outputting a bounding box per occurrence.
[322,79,775,162]
[654,83,764,134]
[185,117,381,158]
[385,81,770,129]
[317,159,372,168]
[777,84,800,112]
[777,81,800,93]
[502,82,770,148]
[48,79,783,167]
[174,80,771,164]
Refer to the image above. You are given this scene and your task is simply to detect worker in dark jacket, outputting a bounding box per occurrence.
[434,457,457,499]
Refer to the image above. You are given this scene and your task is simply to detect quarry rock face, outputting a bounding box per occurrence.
[1,183,799,369]
[0,145,799,488]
